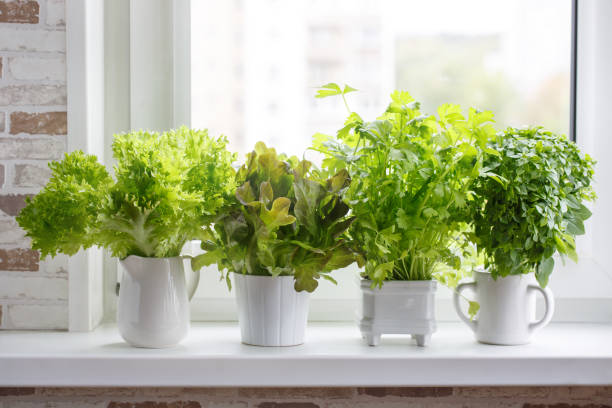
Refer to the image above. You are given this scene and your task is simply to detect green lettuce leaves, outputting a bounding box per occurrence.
[17,127,236,259]
[192,142,359,292]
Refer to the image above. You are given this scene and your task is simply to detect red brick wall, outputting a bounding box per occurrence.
[0,387,610,407]
[0,0,68,330]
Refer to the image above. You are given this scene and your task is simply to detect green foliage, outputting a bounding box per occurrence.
[193,142,359,292]
[17,127,236,259]
[469,127,596,286]
[313,84,498,287]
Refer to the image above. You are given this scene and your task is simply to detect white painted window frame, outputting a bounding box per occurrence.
[69,0,612,329]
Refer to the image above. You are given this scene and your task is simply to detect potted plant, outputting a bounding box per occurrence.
[192,142,358,346]
[313,84,496,346]
[17,127,236,348]
[453,127,596,345]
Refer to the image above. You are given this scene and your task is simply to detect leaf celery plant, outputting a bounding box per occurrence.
[17,127,236,259]
[312,83,500,292]
[192,142,360,293]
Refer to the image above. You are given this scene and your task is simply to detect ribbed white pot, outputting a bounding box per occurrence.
[234,274,310,346]
[117,255,199,348]
[358,279,437,347]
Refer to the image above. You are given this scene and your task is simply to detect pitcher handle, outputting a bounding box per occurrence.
[527,284,555,334]
[181,255,201,301]
[453,281,478,332]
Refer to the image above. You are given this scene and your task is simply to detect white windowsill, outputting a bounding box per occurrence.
[1,322,611,387]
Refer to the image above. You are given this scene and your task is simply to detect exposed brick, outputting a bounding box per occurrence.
[5,303,67,329]
[0,84,66,106]
[457,386,551,399]
[10,112,66,135]
[46,0,64,26]
[357,387,453,398]
[0,248,39,271]
[107,403,201,408]
[238,388,354,400]
[208,403,248,408]
[8,57,66,81]
[256,404,319,408]
[0,27,65,52]
[0,194,33,216]
[13,163,52,187]
[0,111,5,132]
[0,163,4,187]
[0,1,39,23]
[523,404,612,408]
[0,387,36,396]
[0,137,65,159]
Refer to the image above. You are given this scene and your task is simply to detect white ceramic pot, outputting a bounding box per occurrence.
[117,255,200,348]
[453,270,555,345]
[234,274,310,346]
[358,279,437,347]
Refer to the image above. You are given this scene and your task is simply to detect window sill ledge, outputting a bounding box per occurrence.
[1,322,611,387]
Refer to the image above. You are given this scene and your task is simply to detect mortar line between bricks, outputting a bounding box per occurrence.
[0,24,65,32]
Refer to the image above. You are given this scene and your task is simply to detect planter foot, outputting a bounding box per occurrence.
[366,333,381,346]
[413,334,430,347]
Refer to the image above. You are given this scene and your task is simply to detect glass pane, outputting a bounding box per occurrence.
[190,0,572,307]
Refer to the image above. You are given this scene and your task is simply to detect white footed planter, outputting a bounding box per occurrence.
[118,256,200,348]
[234,274,310,346]
[358,279,437,347]
[453,270,555,345]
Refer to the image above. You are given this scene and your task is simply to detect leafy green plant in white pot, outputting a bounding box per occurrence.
[192,142,358,346]
[17,127,236,348]
[314,84,496,346]
[454,127,596,345]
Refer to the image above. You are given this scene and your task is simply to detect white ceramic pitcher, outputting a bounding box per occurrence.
[453,270,554,345]
[117,255,200,348]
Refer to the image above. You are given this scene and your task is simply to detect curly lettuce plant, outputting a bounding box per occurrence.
[468,127,596,287]
[17,127,236,259]
[192,142,359,292]
[313,83,499,288]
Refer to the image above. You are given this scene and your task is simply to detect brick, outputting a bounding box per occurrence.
[0,215,28,245]
[0,28,65,52]
[0,387,36,396]
[256,404,319,408]
[0,1,39,23]
[45,0,64,26]
[523,405,612,408]
[238,388,354,400]
[209,404,248,408]
[0,84,66,106]
[13,163,52,187]
[107,403,201,408]
[8,57,65,81]
[10,112,66,135]
[5,303,67,329]
[357,387,453,398]
[0,248,38,271]
[0,163,4,187]
[0,137,65,159]
[0,194,33,216]
[39,387,138,397]
[0,275,67,300]
[457,386,551,399]
[0,112,5,132]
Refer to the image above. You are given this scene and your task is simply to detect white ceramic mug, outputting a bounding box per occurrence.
[453,270,555,345]
[118,255,200,348]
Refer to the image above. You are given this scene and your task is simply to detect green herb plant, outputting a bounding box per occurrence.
[192,142,359,292]
[469,127,596,287]
[17,127,236,259]
[312,83,500,292]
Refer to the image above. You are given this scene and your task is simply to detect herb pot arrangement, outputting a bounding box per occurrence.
[454,127,595,345]
[314,84,496,346]
[17,127,236,348]
[192,142,358,346]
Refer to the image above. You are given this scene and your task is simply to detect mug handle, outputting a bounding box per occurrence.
[453,281,478,332]
[527,284,555,334]
[181,255,201,301]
